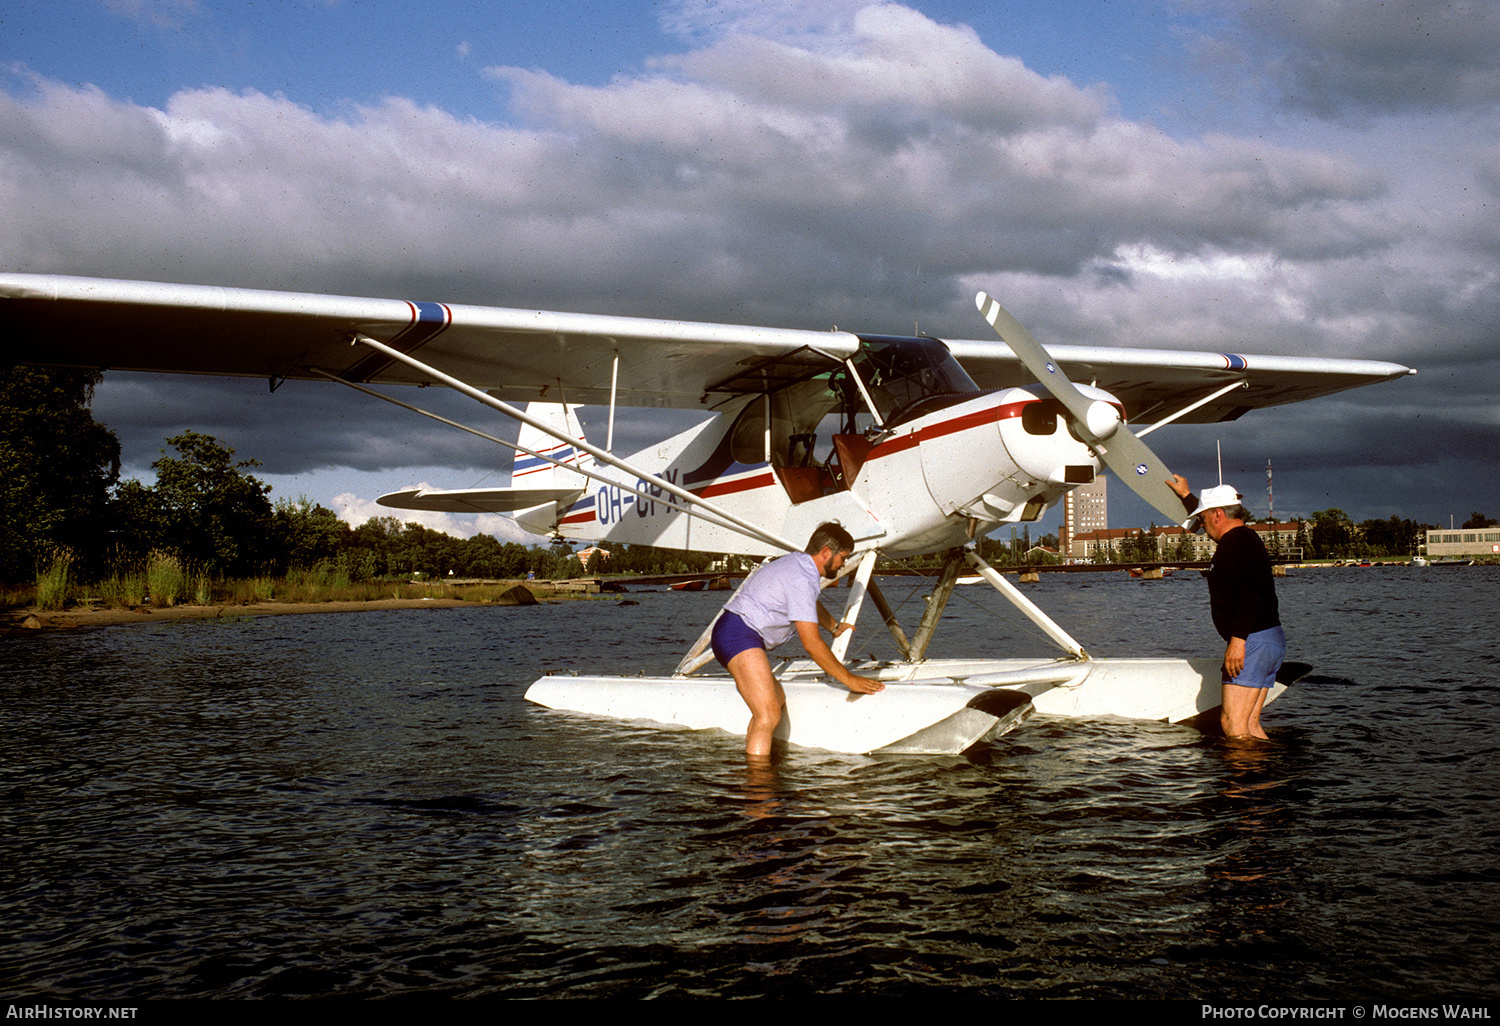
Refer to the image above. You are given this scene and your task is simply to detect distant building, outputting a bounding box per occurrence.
[1068,526,1145,562]
[1068,521,1303,562]
[1061,476,1107,557]
[575,545,611,569]
[1424,529,1500,558]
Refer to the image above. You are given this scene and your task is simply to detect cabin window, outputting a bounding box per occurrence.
[848,336,979,428]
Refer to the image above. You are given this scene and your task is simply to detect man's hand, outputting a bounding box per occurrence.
[796,620,885,695]
[843,674,884,695]
[1223,637,1246,679]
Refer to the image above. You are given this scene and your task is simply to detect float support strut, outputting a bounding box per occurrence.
[866,579,911,659]
[961,547,1088,660]
[907,549,965,663]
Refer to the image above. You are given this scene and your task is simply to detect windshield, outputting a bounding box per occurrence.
[849,336,980,427]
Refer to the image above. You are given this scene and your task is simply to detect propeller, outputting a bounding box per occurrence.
[975,291,1187,525]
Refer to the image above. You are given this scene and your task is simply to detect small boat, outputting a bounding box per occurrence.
[1129,566,1169,579]
[670,579,707,592]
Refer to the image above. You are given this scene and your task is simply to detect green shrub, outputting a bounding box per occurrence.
[35,548,73,611]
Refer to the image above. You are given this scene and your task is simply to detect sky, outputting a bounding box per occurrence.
[3,0,1497,546]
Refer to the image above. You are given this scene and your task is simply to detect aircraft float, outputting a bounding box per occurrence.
[2,273,1413,755]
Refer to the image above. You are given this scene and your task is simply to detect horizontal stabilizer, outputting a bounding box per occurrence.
[378,486,583,513]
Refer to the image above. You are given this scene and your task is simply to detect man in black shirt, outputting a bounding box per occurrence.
[1168,475,1286,741]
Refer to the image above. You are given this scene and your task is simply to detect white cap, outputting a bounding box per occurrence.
[1183,484,1242,531]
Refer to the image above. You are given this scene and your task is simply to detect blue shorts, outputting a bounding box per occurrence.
[1223,625,1286,689]
[712,611,767,668]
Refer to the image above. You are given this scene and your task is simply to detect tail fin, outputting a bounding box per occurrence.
[513,403,594,488]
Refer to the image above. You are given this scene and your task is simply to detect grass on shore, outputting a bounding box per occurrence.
[7,551,585,612]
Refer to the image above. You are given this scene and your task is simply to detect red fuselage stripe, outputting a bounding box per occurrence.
[868,399,1031,461]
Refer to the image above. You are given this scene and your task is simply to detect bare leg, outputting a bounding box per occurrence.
[1222,683,1271,740]
[1245,687,1270,740]
[728,647,785,762]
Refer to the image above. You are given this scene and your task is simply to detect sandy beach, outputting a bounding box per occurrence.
[2,597,485,633]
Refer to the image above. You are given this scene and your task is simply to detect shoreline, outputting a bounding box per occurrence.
[5,596,482,632]
[2,579,608,633]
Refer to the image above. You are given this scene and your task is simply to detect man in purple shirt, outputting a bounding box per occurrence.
[710,522,884,761]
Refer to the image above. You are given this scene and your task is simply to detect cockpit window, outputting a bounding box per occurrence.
[849,336,980,427]
[725,336,980,470]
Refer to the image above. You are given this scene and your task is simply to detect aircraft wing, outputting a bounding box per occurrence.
[2,273,1412,420]
[0,273,859,409]
[944,337,1414,424]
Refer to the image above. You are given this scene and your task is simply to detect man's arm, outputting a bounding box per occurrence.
[816,600,854,637]
[795,621,884,694]
[1166,474,1197,516]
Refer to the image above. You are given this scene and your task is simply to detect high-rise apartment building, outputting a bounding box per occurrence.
[1060,476,1107,557]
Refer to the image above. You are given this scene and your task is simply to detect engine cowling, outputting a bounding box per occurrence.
[915,385,1117,524]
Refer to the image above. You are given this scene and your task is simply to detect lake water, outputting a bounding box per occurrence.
[2,565,1497,1001]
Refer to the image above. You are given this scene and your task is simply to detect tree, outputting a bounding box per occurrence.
[1174,531,1199,562]
[135,431,274,577]
[1309,508,1354,558]
[1295,520,1312,559]
[1462,512,1497,529]
[1129,526,1160,562]
[346,515,404,577]
[1359,515,1422,556]
[273,496,350,572]
[0,366,121,581]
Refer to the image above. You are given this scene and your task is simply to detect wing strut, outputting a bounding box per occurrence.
[1134,379,1248,439]
[348,335,800,554]
[902,547,1091,664]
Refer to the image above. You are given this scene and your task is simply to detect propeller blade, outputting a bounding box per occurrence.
[975,291,1188,525]
[1077,414,1191,526]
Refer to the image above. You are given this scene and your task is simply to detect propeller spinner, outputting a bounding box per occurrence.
[975,292,1187,524]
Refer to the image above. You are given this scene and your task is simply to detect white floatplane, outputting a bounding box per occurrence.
[2,273,1411,754]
